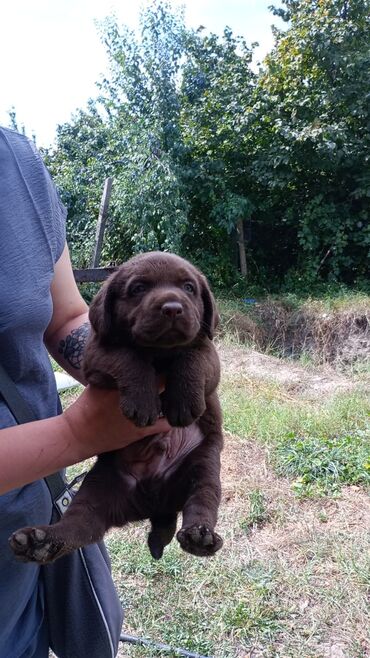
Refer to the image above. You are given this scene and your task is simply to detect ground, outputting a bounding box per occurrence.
[213,343,369,658]
[219,343,357,400]
[217,435,370,658]
[61,341,369,658]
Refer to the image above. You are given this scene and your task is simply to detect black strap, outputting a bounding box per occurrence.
[0,363,37,424]
[0,363,69,507]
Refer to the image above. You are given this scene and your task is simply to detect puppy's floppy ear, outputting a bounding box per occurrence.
[200,275,219,340]
[89,275,119,340]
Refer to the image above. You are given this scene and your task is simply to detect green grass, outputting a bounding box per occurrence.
[221,377,369,445]
[273,289,370,313]
[107,531,287,658]
[240,489,270,532]
[221,373,370,498]
[217,289,370,315]
[108,510,370,657]
[272,431,370,497]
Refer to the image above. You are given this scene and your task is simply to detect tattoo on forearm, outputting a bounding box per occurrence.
[58,322,90,369]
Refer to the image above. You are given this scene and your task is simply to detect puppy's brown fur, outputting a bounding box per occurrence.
[10,252,223,562]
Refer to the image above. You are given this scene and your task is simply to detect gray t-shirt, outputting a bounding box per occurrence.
[0,127,66,657]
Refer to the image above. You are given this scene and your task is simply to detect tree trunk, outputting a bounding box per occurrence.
[236,218,247,278]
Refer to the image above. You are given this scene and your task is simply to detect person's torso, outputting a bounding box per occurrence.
[0,127,66,657]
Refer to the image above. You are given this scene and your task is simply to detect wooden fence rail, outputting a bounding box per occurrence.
[73,267,117,283]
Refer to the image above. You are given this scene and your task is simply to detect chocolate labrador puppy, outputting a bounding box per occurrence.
[10,252,223,563]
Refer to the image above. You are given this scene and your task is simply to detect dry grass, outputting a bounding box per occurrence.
[218,437,370,658]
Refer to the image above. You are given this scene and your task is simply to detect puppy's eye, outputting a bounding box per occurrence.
[129,282,148,296]
[183,282,195,294]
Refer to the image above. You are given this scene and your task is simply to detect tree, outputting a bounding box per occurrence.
[248,0,370,283]
[180,27,256,282]
[46,1,189,266]
[46,0,370,290]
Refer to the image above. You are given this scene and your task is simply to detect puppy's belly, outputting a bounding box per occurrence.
[117,424,204,482]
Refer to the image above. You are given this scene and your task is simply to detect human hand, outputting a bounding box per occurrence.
[63,384,170,460]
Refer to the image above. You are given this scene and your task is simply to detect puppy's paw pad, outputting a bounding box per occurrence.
[11,531,29,547]
[9,526,64,564]
[177,525,223,556]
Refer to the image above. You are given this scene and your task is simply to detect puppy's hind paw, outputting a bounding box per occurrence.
[9,526,66,564]
[177,524,223,557]
[147,533,164,560]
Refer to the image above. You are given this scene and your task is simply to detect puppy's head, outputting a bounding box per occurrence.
[89,252,218,348]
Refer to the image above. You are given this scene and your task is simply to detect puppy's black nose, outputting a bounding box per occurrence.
[161,301,183,318]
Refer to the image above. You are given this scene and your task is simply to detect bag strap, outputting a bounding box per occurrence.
[0,363,73,515]
[0,363,36,424]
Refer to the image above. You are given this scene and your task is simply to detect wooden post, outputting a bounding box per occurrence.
[236,218,247,278]
[91,177,113,267]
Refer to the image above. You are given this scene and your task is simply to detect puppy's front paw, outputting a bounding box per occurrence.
[9,526,67,564]
[162,392,205,427]
[177,525,223,557]
[120,390,161,427]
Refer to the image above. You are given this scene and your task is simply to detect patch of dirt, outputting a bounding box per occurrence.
[218,343,355,400]
[219,299,370,368]
[220,434,370,553]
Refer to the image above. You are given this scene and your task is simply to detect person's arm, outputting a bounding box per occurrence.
[0,386,170,494]
[44,243,90,383]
